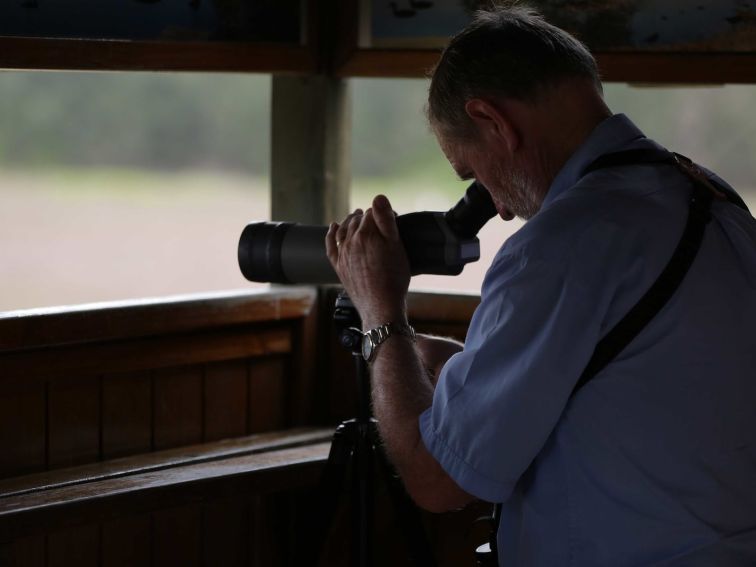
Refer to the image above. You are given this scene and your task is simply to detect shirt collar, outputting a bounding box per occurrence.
[541,114,649,210]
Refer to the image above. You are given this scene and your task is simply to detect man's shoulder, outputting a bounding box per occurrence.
[509,169,684,258]
[485,166,689,297]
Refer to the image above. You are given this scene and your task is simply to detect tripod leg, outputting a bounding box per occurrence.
[301,421,357,566]
[353,421,374,567]
[371,426,437,567]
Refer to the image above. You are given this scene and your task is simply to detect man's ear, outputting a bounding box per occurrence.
[464,98,520,154]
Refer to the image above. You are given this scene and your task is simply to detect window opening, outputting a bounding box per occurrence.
[351,79,756,294]
[0,71,271,312]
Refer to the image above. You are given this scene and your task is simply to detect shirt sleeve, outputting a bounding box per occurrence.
[419,225,631,503]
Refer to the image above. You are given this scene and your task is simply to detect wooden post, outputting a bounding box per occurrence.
[269,75,352,427]
[270,75,351,225]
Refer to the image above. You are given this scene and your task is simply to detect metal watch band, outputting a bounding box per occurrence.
[362,322,416,363]
[366,322,415,341]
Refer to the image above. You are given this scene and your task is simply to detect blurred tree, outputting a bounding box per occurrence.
[0,72,271,174]
[0,72,753,191]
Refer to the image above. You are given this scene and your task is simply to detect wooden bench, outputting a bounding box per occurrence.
[0,428,332,543]
[0,428,332,565]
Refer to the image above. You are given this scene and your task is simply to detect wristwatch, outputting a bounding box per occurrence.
[361,322,416,363]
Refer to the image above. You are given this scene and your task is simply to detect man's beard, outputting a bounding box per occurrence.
[493,160,544,220]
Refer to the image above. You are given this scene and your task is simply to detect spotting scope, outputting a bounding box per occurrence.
[238,181,497,284]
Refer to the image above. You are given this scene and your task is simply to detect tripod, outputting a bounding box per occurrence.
[309,292,436,567]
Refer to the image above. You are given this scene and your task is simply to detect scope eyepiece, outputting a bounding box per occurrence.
[445,182,498,238]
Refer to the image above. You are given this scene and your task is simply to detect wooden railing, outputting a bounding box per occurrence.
[0,287,485,566]
[0,288,320,478]
[0,289,324,566]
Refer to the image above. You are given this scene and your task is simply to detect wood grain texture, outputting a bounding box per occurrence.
[408,291,479,325]
[336,48,756,84]
[0,535,45,567]
[0,37,315,74]
[102,371,152,459]
[271,75,352,225]
[0,441,330,543]
[335,48,440,78]
[47,524,99,567]
[0,326,292,382]
[288,287,325,426]
[203,359,248,442]
[248,357,288,433]
[48,375,100,469]
[153,504,201,567]
[0,288,315,353]
[202,499,248,567]
[249,493,292,567]
[0,428,332,499]
[595,52,756,84]
[0,380,46,479]
[153,366,203,451]
[101,514,151,567]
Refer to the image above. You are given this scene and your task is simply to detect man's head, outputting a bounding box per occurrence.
[428,5,611,219]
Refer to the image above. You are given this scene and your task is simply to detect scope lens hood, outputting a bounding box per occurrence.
[238,222,291,283]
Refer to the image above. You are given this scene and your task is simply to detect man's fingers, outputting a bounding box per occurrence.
[345,211,363,241]
[325,222,338,264]
[356,207,378,235]
[372,195,400,241]
[336,208,363,244]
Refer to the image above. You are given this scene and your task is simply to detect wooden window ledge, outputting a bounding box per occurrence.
[0,428,332,543]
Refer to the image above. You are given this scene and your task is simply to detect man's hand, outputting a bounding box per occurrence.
[325,195,410,328]
[324,194,475,514]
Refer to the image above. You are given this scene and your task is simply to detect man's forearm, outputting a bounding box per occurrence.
[368,331,474,512]
[370,334,433,467]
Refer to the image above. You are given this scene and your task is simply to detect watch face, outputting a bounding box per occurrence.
[361,335,374,362]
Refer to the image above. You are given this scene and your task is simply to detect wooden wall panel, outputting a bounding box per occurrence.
[102,371,153,459]
[0,290,325,562]
[248,358,288,433]
[203,359,248,442]
[202,499,248,567]
[48,376,100,469]
[288,290,324,427]
[249,494,289,567]
[153,366,203,451]
[101,514,151,567]
[0,535,45,567]
[152,505,201,567]
[47,524,99,567]
[0,380,46,478]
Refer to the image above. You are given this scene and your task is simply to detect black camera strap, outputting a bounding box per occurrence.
[574,149,747,388]
[481,149,749,565]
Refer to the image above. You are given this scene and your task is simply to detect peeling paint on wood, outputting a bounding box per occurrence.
[0,0,301,43]
[371,0,756,52]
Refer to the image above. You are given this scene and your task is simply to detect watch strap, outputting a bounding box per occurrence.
[363,322,416,362]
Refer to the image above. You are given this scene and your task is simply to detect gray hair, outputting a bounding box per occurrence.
[427,4,601,140]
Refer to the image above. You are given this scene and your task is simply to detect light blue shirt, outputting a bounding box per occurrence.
[420,114,756,566]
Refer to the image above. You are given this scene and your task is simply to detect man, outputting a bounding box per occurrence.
[326,6,756,566]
